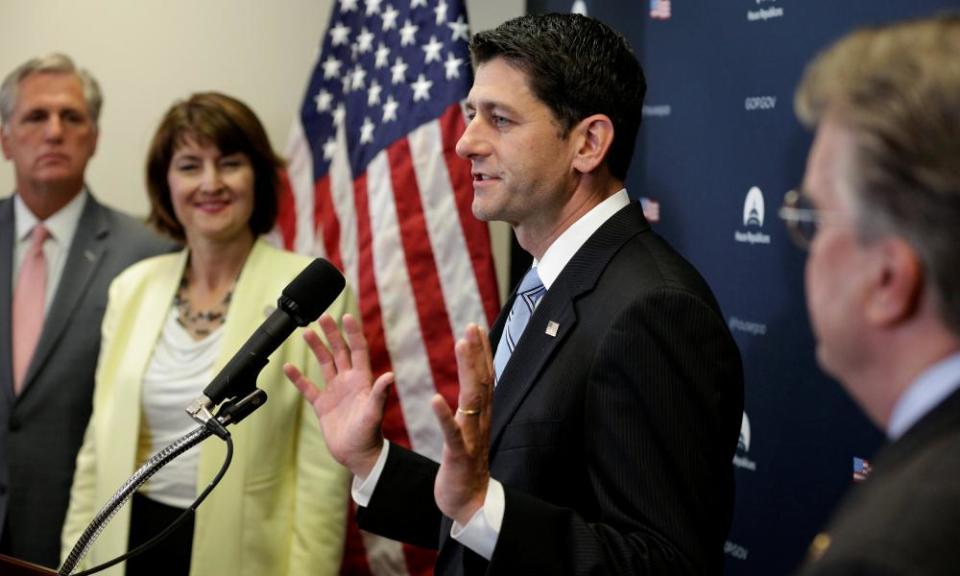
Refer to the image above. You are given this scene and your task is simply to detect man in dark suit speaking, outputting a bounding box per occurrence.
[783,14,960,576]
[287,13,744,575]
[0,54,170,568]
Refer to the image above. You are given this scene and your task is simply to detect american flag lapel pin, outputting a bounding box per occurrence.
[545,321,559,337]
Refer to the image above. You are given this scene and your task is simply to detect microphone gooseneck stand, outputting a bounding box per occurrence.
[58,388,268,576]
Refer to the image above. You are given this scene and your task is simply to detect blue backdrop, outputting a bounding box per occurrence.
[525,1,959,574]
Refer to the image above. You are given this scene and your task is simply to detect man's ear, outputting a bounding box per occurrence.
[865,238,923,327]
[571,114,614,174]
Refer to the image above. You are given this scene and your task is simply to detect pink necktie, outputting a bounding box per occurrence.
[12,224,50,395]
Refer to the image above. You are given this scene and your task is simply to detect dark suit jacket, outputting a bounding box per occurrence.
[797,386,960,576]
[358,202,744,575]
[0,192,173,568]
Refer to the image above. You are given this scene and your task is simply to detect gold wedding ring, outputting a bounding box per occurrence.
[456,407,481,416]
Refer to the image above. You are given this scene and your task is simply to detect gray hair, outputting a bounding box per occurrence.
[795,13,960,337]
[0,53,103,127]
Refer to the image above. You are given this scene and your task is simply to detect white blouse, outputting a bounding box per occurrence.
[136,307,224,509]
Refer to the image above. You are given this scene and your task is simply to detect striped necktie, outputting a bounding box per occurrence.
[493,267,545,383]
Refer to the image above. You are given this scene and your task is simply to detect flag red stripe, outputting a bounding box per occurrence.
[440,105,501,325]
[276,170,297,251]
[352,172,413,450]
[314,174,344,271]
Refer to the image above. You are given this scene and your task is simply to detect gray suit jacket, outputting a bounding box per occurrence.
[797,386,960,576]
[0,192,173,568]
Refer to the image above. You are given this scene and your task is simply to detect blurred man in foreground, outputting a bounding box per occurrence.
[781,14,960,575]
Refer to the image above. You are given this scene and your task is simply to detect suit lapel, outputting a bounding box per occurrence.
[21,196,108,391]
[489,202,650,451]
[0,199,14,403]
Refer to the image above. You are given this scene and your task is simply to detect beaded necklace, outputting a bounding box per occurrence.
[174,275,234,340]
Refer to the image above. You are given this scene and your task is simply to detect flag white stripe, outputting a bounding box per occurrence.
[361,530,410,576]
[366,150,443,460]
[408,120,489,338]
[284,119,319,256]
[330,123,361,288]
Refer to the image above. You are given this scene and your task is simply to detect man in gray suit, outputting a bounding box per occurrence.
[780,14,960,575]
[0,54,171,568]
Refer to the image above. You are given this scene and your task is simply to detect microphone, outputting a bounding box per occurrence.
[189,257,345,413]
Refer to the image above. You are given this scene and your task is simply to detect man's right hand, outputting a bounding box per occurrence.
[284,313,393,478]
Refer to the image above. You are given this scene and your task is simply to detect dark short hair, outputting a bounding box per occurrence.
[469,13,646,181]
[146,92,283,242]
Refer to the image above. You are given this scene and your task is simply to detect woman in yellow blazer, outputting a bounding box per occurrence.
[61,93,353,576]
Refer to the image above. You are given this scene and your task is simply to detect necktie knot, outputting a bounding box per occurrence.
[29,223,50,253]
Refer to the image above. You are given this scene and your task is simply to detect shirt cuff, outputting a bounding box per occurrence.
[450,478,504,560]
[351,440,390,507]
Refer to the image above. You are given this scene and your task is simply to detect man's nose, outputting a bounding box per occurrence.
[458,113,500,159]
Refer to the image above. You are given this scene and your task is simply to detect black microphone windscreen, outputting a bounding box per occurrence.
[281,258,345,325]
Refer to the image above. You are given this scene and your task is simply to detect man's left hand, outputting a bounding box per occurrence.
[431,323,495,525]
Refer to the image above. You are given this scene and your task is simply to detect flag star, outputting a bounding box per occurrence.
[323,136,337,160]
[410,0,427,7]
[411,73,433,101]
[381,4,399,31]
[340,0,359,12]
[341,74,352,94]
[382,95,399,122]
[447,15,469,42]
[422,35,443,63]
[375,42,391,68]
[367,80,383,106]
[434,0,448,25]
[332,104,346,126]
[330,21,351,46]
[360,116,375,144]
[356,27,375,53]
[390,56,408,84]
[399,19,419,46]
[364,0,382,16]
[443,52,463,79]
[351,64,367,90]
[314,89,334,112]
[322,55,343,79]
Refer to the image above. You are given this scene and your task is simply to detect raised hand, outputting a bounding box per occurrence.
[284,313,393,478]
[431,323,495,525]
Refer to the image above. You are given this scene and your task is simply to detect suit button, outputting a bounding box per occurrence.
[8,417,20,431]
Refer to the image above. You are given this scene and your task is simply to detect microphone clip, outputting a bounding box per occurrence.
[186,388,269,440]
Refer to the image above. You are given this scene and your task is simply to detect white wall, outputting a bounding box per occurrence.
[0,0,523,296]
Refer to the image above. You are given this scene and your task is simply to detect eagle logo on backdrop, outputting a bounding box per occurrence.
[738,411,751,452]
[743,186,765,227]
[735,186,771,244]
[733,411,757,471]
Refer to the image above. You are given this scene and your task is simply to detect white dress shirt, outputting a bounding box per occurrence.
[354,189,632,559]
[887,351,960,440]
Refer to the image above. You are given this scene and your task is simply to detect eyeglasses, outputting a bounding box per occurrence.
[778,188,844,250]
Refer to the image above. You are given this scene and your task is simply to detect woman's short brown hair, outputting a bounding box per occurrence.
[146,92,283,242]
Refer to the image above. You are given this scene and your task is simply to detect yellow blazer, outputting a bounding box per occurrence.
[62,239,353,576]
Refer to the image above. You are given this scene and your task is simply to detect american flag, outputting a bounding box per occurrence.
[277,0,500,574]
[649,0,671,20]
[852,457,872,483]
[640,196,660,223]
